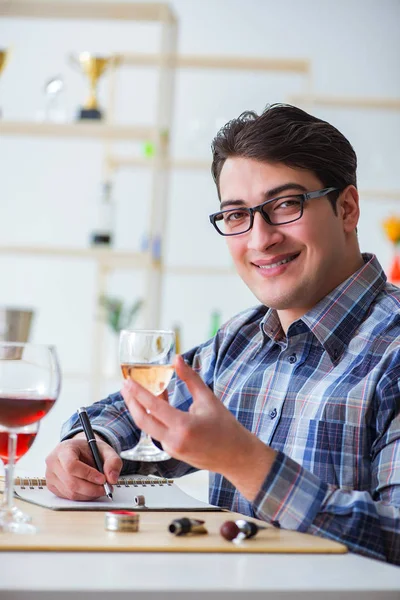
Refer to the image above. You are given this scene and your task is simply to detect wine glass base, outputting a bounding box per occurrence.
[0,510,37,534]
[120,443,171,462]
[9,505,32,523]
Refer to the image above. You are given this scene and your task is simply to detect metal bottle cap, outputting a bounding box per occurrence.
[105,510,140,532]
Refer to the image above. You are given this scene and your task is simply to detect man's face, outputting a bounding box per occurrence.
[219,158,360,319]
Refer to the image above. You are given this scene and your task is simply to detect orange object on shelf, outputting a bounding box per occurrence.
[388,253,400,285]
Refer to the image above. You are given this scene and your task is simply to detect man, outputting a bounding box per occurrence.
[46,104,400,564]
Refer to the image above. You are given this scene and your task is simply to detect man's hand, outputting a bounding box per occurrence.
[45,434,122,501]
[121,355,276,501]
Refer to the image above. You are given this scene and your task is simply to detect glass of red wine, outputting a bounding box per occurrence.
[0,421,39,525]
[0,343,61,534]
[119,329,175,462]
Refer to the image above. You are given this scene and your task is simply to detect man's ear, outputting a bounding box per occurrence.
[339,185,359,233]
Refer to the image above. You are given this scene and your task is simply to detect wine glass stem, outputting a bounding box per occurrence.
[4,432,17,511]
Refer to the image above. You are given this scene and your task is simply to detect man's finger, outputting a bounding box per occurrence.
[122,380,179,426]
[123,389,170,441]
[58,450,105,485]
[102,449,123,484]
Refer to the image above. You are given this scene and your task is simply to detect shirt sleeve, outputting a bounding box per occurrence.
[252,369,400,565]
[60,335,219,478]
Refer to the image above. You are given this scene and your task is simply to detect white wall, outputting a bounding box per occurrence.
[0,0,399,472]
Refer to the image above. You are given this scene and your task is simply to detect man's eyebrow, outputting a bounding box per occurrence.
[220,182,308,210]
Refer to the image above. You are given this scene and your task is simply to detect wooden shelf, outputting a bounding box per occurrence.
[0,121,157,141]
[361,190,400,201]
[165,265,235,276]
[120,53,310,73]
[0,245,159,269]
[63,370,122,382]
[109,156,211,170]
[288,94,400,111]
[0,1,177,23]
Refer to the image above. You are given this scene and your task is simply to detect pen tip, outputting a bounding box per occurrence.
[107,493,113,500]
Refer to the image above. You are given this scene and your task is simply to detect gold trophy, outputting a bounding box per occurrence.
[0,48,9,118]
[71,52,115,120]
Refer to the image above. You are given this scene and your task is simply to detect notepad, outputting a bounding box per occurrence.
[13,475,220,511]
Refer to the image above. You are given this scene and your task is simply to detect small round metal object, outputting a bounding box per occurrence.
[134,495,146,507]
[105,510,139,532]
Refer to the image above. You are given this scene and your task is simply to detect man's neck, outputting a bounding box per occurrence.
[277,253,365,335]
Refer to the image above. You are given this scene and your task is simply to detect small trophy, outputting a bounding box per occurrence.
[0,48,9,118]
[70,52,115,120]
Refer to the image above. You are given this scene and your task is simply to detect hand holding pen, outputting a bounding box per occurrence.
[77,407,113,500]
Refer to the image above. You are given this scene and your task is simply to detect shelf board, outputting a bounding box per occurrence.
[0,2,177,22]
[110,156,211,170]
[0,245,158,269]
[0,121,156,141]
[361,190,400,201]
[0,245,236,275]
[165,265,236,276]
[120,53,310,73]
[289,94,400,111]
[63,371,121,382]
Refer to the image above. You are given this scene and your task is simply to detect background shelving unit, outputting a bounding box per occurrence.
[0,1,177,401]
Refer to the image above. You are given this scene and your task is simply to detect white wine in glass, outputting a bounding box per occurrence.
[119,329,175,462]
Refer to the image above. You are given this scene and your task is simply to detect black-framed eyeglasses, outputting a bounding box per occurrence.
[209,187,338,236]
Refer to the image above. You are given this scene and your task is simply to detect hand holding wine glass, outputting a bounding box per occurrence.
[0,343,61,533]
[119,329,175,462]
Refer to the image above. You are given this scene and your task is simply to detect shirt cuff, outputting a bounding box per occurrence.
[253,450,329,532]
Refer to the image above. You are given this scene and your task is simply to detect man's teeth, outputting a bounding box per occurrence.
[258,255,297,269]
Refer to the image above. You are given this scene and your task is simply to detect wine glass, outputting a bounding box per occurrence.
[119,329,175,462]
[0,421,39,525]
[0,343,61,534]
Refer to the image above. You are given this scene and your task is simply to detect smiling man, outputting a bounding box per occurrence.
[46,104,400,565]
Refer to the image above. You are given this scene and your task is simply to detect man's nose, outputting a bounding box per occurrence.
[247,211,283,250]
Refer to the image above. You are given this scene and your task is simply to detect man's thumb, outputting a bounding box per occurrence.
[175,355,207,397]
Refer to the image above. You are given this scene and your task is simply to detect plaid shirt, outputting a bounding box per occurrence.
[62,253,400,564]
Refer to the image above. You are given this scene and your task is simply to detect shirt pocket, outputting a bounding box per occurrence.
[287,417,371,490]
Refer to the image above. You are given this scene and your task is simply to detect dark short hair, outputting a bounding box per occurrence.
[211,104,357,212]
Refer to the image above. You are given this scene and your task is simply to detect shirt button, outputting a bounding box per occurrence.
[269,408,277,419]
[288,354,297,364]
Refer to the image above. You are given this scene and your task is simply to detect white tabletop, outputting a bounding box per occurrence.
[0,551,399,599]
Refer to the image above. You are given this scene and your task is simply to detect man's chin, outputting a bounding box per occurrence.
[256,290,303,311]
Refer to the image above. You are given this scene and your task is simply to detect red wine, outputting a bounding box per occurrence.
[0,395,56,428]
[0,431,37,464]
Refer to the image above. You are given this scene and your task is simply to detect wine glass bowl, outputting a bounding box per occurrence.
[119,329,175,462]
[0,422,39,465]
[0,343,61,533]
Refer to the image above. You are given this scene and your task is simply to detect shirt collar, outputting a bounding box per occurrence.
[260,254,387,363]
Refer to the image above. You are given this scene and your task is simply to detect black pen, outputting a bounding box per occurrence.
[77,407,113,500]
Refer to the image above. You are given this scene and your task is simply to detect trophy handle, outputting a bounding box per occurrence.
[0,47,11,77]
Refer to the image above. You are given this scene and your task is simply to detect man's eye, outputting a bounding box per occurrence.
[274,197,302,211]
[224,210,248,223]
